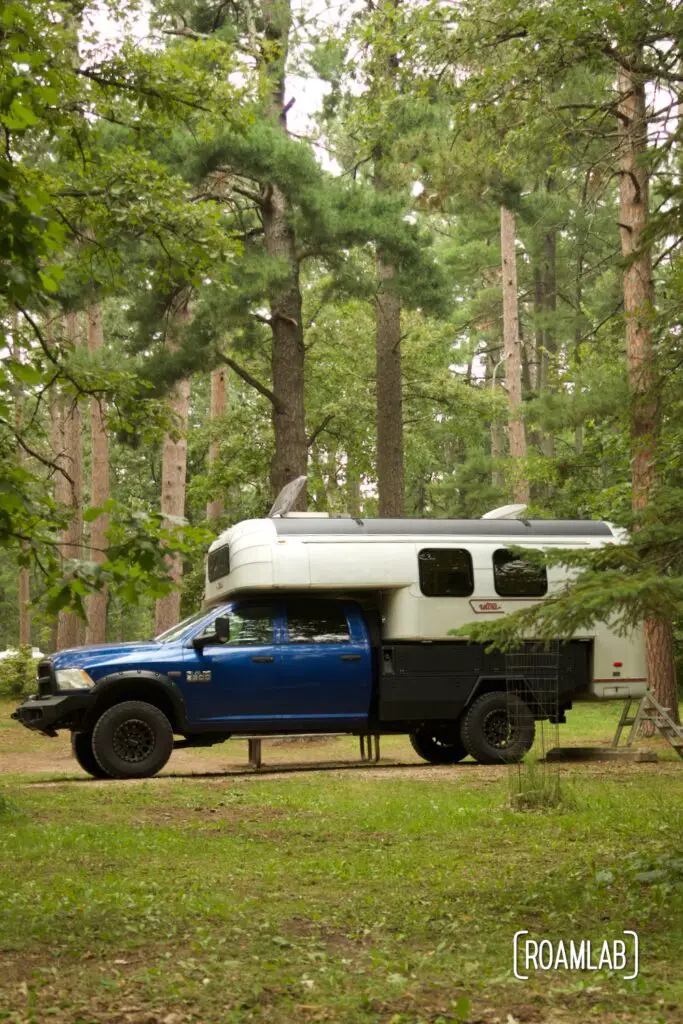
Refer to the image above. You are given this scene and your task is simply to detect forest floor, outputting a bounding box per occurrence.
[1,700,682,1024]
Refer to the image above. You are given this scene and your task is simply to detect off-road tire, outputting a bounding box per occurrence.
[409,724,468,765]
[460,691,534,764]
[71,730,110,779]
[92,701,174,779]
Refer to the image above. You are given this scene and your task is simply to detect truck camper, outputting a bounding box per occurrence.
[13,496,647,779]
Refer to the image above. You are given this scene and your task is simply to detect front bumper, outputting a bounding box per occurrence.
[12,693,93,734]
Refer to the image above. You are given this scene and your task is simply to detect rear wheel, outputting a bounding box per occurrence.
[92,701,174,779]
[460,691,534,764]
[409,724,468,765]
[71,730,110,779]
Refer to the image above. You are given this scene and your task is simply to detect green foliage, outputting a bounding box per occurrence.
[0,646,37,699]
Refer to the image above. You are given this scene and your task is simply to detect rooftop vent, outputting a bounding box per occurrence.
[481,504,529,520]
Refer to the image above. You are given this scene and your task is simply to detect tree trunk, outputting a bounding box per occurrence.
[373,4,404,519]
[539,227,557,458]
[260,0,308,509]
[206,366,227,521]
[486,345,506,488]
[500,205,529,503]
[618,62,679,722]
[375,251,404,516]
[346,458,361,517]
[85,304,109,644]
[154,305,191,635]
[11,314,31,647]
[56,312,85,651]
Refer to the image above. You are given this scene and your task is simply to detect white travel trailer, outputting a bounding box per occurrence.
[205,510,647,703]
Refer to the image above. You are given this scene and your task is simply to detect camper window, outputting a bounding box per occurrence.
[493,549,547,597]
[285,602,351,644]
[207,544,230,582]
[418,548,474,597]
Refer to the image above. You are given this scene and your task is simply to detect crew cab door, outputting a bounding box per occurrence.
[276,599,372,727]
[181,601,283,725]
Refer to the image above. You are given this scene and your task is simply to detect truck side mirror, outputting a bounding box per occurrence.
[214,616,230,643]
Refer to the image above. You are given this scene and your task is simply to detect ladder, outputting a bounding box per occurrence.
[612,691,683,758]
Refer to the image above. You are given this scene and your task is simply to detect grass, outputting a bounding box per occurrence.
[1,700,682,1023]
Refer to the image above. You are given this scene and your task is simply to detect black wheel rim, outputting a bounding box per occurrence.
[112,719,155,763]
[482,709,514,749]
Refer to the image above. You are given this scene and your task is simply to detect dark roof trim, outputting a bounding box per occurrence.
[273,518,612,538]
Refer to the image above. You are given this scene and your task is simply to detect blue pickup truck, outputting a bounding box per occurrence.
[12,592,588,779]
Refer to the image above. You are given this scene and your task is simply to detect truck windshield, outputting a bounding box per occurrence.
[154,609,216,645]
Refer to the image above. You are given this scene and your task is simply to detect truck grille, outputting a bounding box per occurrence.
[36,660,55,698]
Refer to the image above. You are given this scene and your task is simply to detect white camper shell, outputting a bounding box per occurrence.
[205,513,647,702]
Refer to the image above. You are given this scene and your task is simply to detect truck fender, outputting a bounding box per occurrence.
[85,671,188,733]
[465,675,518,708]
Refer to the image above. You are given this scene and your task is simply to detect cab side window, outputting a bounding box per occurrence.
[196,606,274,646]
[286,602,350,644]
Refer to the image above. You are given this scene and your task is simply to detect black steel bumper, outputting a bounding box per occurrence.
[12,693,93,734]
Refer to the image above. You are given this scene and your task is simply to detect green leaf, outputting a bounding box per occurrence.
[8,360,41,386]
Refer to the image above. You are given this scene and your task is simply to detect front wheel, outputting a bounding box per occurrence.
[92,701,174,779]
[409,724,468,765]
[71,730,110,778]
[460,691,535,764]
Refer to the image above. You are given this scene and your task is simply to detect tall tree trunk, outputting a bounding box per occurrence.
[487,346,506,489]
[373,3,404,518]
[85,304,109,644]
[618,63,678,722]
[260,0,307,509]
[375,250,404,516]
[154,305,191,635]
[500,206,529,503]
[206,366,227,521]
[539,226,557,458]
[346,458,361,517]
[11,314,31,647]
[56,313,85,650]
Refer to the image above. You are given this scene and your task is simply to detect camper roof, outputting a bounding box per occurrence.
[272,517,613,538]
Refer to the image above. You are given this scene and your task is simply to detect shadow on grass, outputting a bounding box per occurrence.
[21,758,502,785]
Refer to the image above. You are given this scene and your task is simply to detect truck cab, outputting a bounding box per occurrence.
[13,596,375,779]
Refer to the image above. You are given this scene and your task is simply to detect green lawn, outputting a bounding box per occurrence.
[1,701,682,1024]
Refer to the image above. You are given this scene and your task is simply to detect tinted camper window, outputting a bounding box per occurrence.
[207,544,230,582]
[493,549,547,597]
[418,549,474,597]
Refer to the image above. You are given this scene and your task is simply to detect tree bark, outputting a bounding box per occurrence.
[373,3,404,519]
[56,312,86,651]
[618,62,679,722]
[206,366,227,521]
[500,205,529,503]
[260,0,308,509]
[11,314,31,647]
[154,304,191,635]
[85,304,109,644]
[539,227,557,458]
[375,251,404,516]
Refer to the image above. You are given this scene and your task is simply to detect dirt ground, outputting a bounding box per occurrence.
[2,726,680,787]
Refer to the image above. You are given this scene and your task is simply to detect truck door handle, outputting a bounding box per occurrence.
[251,655,274,663]
[340,654,361,661]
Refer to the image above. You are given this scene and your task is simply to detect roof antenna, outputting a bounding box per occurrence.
[481,504,529,521]
[268,475,307,518]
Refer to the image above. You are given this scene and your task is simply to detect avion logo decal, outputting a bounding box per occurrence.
[469,600,504,614]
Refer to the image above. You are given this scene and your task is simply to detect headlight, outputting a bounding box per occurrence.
[55,669,94,692]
